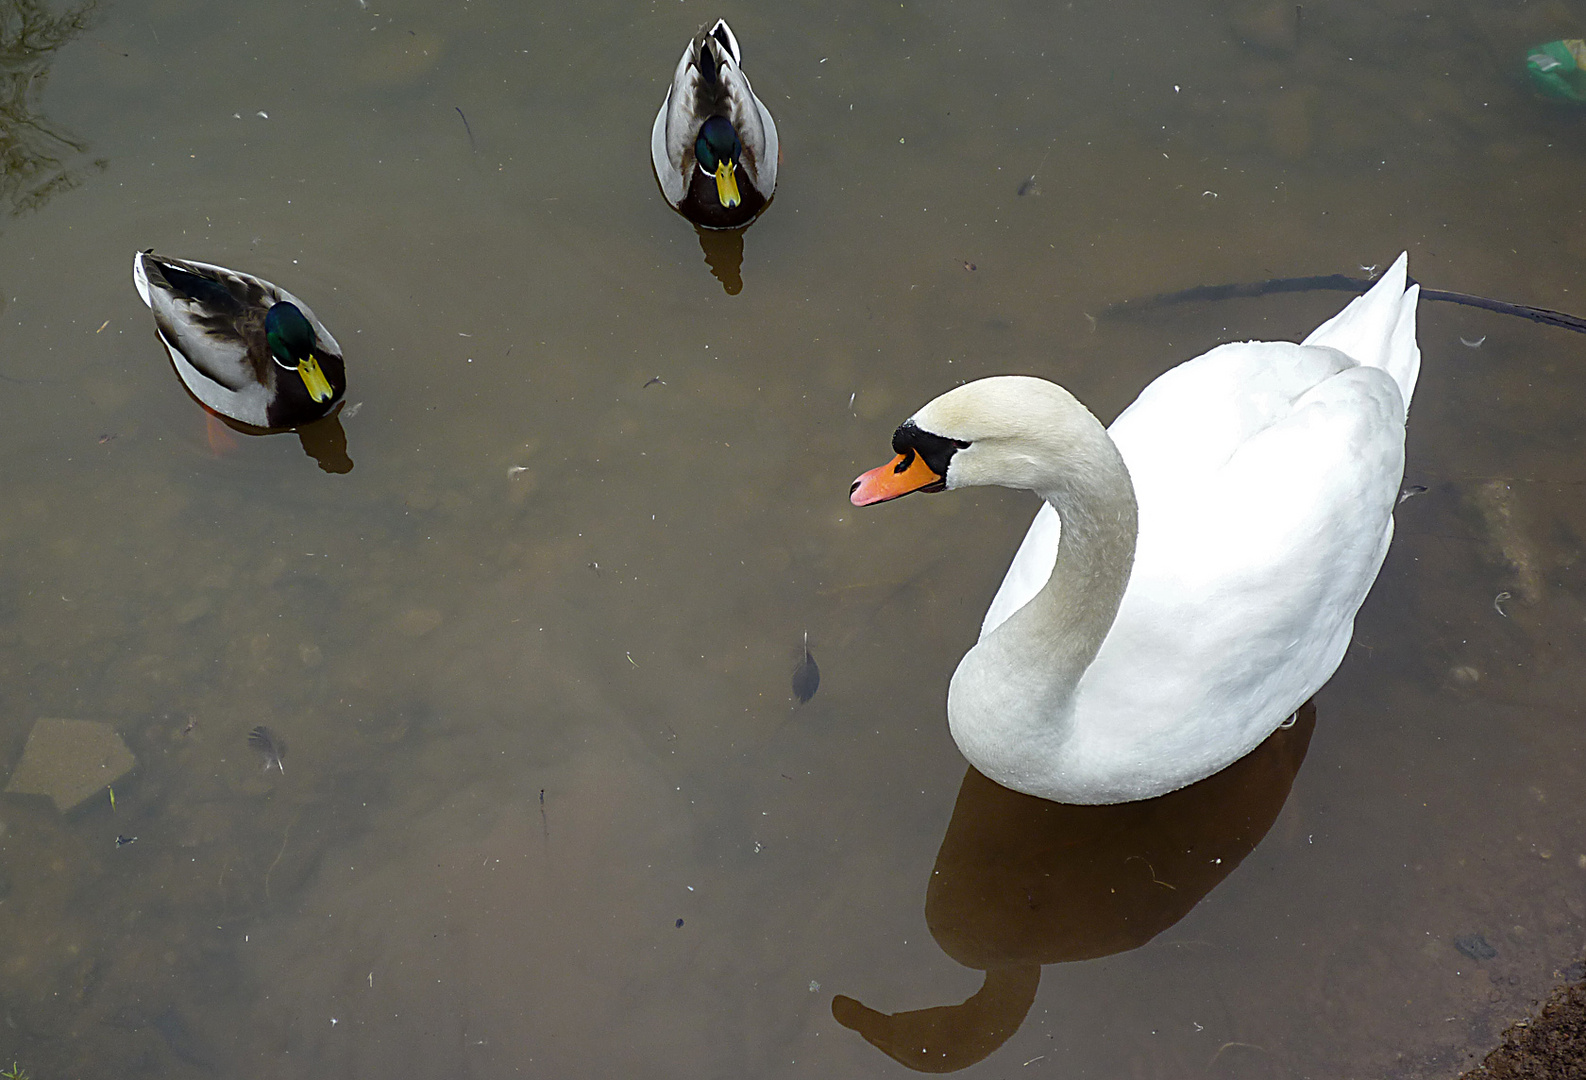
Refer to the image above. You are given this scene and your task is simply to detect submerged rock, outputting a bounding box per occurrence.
[1456,933,1499,961]
[5,718,135,811]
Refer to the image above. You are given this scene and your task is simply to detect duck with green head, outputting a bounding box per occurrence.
[651,19,779,229]
[132,251,345,429]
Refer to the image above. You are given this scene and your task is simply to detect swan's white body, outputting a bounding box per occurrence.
[861,255,1420,804]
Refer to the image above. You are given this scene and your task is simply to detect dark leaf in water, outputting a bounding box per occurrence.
[792,632,820,704]
[247,725,286,773]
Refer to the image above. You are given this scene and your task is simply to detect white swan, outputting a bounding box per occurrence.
[851,254,1421,804]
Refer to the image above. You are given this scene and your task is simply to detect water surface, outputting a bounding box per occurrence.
[3,0,1586,1075]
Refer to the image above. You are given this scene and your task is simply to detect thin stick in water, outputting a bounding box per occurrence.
[1102,272,1586,335]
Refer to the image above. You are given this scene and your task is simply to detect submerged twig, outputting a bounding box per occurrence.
[1104,272,1586,335]
[264,807,302,900]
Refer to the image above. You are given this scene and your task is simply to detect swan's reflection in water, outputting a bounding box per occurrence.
[695,225,744,295]
[833,703,1315,1072]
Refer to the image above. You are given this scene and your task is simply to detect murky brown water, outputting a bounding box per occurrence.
[3,0,1586,1075]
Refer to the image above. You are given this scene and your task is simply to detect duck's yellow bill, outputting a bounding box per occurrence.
[715,161,741,208]
[298,354,334,403]
[850,452,945,506]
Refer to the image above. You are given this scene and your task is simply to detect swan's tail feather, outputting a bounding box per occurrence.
[1301,251,1420,413]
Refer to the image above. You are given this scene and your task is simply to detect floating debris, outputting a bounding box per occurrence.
[1494,591,1512,618]
[1398,484,1427,504]
[4,719,135,811]
[115,834,137,848]
[643,376,666,388]
[1460,335,1486,348]
[792,632,820,704]
[247,726,286,773]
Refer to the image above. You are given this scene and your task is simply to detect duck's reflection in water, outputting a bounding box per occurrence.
[833,703,1315,1072]
[695,225,744,295]
[207,409,353,474]
[294,412,353,474]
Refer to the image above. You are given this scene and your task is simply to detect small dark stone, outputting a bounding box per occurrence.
[675,918,684,928]
[1456,933,1498,961]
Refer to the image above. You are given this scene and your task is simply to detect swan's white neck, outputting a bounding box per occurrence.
[946,404,1137,797]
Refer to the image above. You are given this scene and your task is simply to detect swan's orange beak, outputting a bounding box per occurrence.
[850,452,945,506]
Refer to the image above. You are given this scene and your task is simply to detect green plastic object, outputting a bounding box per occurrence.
[1526,39,1586,103]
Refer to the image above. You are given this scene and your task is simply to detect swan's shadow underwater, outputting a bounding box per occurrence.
[832,703,1315,1072]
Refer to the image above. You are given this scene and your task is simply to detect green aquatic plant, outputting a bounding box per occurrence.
[1,1061,31,1080]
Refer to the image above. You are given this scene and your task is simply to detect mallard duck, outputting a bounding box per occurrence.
[131,251,346,429]
[651,19,779,229]
[851,255,1422,804]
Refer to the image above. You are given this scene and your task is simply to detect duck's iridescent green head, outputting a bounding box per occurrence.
[694,115,743,208]
[265,302,334,403]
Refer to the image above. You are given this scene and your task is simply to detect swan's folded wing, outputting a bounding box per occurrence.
[984,340,1358,642]
[1110,341,1356,508]
[1075,362,1406,778]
